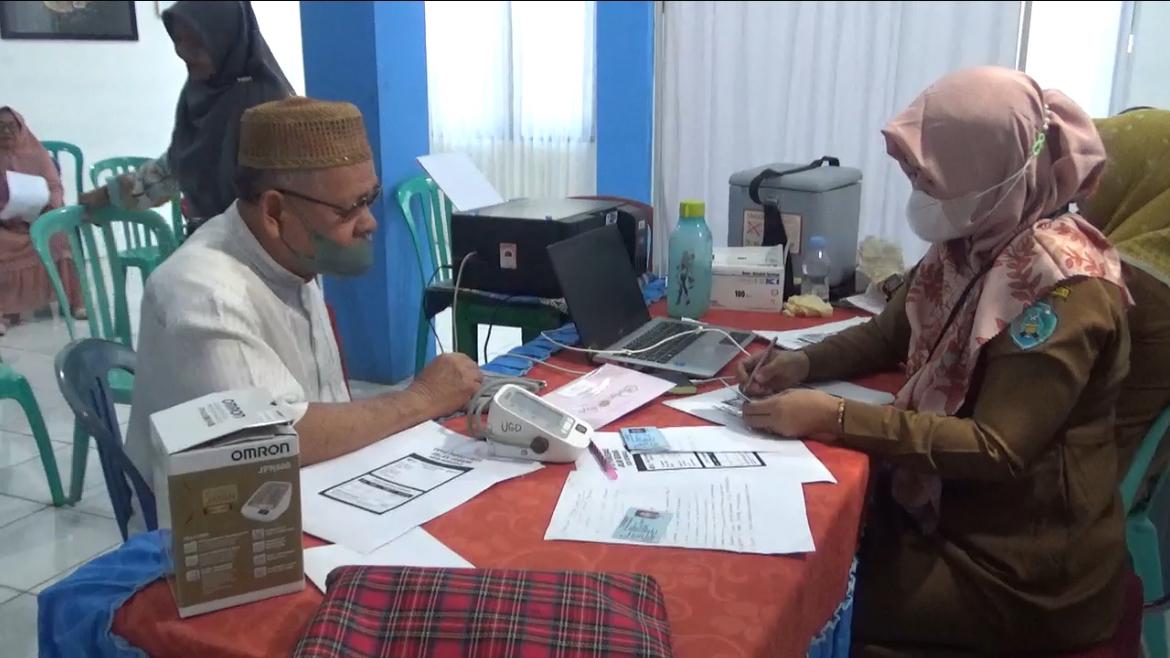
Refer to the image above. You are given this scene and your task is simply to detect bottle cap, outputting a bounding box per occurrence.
[808,235,827,249]
[679,200,705,218]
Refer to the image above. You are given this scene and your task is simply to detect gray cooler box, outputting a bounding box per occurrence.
[728,162,862,288]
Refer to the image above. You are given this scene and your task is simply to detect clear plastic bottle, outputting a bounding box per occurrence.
[667,200,713,319]
[801,235,831,301]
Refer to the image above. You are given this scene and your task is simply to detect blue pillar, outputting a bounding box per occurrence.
[301,1,430,384]
[596,1,655,203]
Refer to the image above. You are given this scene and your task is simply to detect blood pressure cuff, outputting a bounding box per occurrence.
[294,566,675,658]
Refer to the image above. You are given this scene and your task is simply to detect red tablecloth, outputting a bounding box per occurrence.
[114,307,900,658]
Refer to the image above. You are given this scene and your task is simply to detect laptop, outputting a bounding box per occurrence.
[547,225,755,379]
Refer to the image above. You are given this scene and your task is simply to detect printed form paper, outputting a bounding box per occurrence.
[578,429,835,484]
[754,316,871,351]
[0,171,49,221]
[301,421,541,553]
[304,528,473,592]
[545,471,814,555]
[541,364,675,430]
[665,383,893,433]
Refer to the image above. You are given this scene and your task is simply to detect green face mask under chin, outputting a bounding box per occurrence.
[280,214,374,278]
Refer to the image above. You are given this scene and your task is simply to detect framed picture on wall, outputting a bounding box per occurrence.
[0,1,138,41]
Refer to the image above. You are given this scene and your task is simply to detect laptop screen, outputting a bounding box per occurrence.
[547,225,651,350]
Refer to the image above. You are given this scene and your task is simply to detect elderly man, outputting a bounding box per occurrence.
[125,97,482,482]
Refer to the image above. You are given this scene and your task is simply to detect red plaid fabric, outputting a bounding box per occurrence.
[294,566,674,658]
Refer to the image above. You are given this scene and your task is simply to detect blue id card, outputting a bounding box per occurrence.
[619,427,669,452]
[613,508,673,544]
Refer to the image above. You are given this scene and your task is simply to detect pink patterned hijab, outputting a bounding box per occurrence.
[880,68,1127,527]
[883,67,1126,416]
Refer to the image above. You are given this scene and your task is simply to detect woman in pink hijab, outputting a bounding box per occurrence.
[737,68,1131,653]
[0,107,84,334]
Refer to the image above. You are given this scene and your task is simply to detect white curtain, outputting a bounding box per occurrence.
[425,1,597,200]
[655,1,1022,269]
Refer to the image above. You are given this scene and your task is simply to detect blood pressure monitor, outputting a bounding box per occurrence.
[484,384,592,462]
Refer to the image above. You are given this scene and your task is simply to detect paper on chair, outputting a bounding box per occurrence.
[0,171,49,221]
[301,421,541,553]
[577,430,835,483]
[417,152,504,212]
[304,527,473,592]
[541,364,675,430]
[754,316,871,350]
[545,470,814,555]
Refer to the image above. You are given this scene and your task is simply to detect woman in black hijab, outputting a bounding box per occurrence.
[81,0,292,233]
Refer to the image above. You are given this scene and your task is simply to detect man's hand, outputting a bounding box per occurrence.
[742,389,839,439]
[735,350,810,397]
[409,353,483,417]
[79,186,110,210]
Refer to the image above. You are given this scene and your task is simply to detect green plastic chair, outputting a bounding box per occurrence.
[31,205,176,502]
[0,359,66,506]
[397,176,451,372]
[1120,406,1170,658]
[90,157,178,279]
[41,141,84,205]
[396,175,563,369]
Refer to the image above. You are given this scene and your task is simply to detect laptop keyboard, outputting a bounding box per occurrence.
[624,322,752,364]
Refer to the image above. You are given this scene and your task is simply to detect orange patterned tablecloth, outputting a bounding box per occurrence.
[114,307,897,658]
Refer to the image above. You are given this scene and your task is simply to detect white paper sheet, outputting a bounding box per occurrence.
[665,383,893,434]
[301,421,541,553]
[577,430,836,484]
[545,471,814,555]
[754,316,871,350]
[304,528,473,592]
[0,171,49,221]
[841,286,887,315]
[416,152,504,212]
[541,364,675,430]
[663,386,755,433]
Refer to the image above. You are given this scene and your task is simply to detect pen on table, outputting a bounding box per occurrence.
[739,337,777,400]
[588,440,619,480]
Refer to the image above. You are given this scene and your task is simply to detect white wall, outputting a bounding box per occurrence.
[252,1,304,95]
[1025,1,1122,118]
[0,0,304,203]
[1119,0,1170,110]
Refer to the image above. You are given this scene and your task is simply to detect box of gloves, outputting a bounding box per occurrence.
[710,246,786,312]
[150,387,303,618]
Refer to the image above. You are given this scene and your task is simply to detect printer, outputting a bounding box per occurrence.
[450,198,651,298]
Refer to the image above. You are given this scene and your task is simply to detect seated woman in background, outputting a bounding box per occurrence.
[1080,108,1170,495]
[0,107,84,335]
[737,67,1130,655]
[80,0,292,233]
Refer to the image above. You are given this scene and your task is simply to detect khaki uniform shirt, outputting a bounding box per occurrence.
[804,277,1129,653]
[1116,265,1170,488]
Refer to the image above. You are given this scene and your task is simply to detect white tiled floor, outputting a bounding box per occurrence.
[0,261,523,656]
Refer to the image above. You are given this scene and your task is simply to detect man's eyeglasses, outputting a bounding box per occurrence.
[276,183,382,220]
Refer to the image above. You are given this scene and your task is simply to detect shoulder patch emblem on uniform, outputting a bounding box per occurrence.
[1011,300,1058,350]
[1050,286,1071,300]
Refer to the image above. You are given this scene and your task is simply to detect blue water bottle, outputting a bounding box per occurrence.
[667,200,713,319]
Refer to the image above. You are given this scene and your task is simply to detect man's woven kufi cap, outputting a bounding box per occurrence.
[238,97,372,169]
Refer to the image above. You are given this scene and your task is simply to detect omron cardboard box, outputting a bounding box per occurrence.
[711,246,786,312]
[150,388,303,618]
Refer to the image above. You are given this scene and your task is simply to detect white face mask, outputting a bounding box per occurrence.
[905,189,979,242]
[905,125,1049,244]
[905,156,1037,244]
